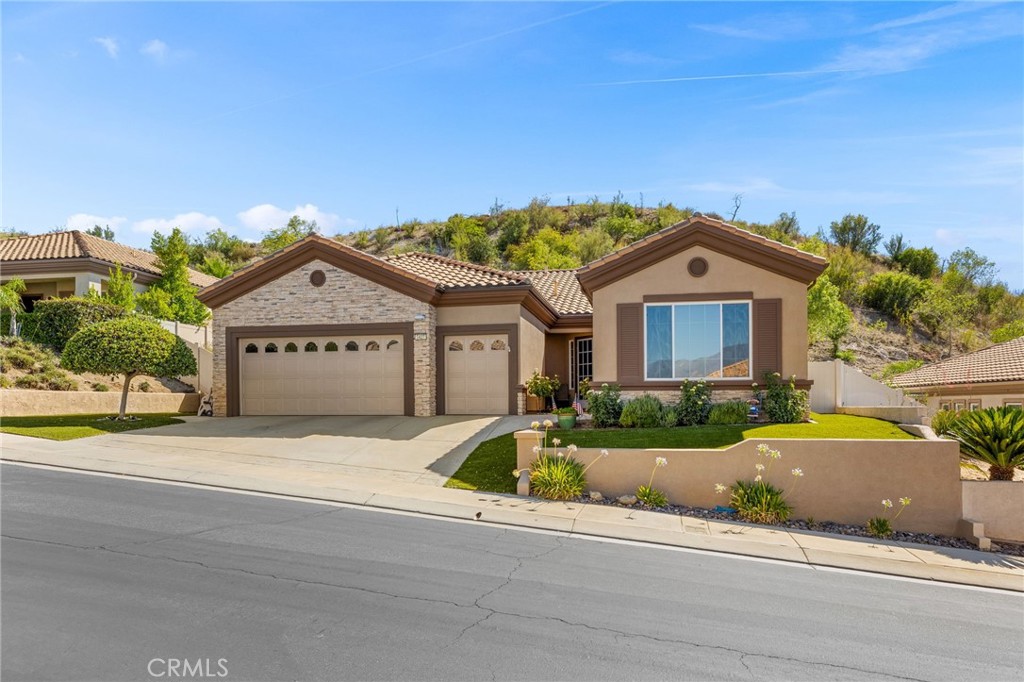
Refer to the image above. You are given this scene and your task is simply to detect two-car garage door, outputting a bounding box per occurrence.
[239,335,405,416]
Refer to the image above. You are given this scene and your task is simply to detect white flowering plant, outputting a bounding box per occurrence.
[714,443,806,524]
[636,456,669,507]
[867,497,911,539]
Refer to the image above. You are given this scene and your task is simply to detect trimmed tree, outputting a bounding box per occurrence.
[62,317,197,419]
[0,277,27,335]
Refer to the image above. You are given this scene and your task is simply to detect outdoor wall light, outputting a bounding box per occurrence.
[413,313,427,321]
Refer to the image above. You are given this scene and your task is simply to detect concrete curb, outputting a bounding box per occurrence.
[3,451,1022,592]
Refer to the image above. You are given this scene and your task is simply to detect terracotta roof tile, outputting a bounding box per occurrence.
[0,231,217,287]
[890,336,1024,388]
[383,252,526,288]
[511,269,592,315]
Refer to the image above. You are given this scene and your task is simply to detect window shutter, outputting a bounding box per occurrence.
[752,298,782,381]
[617,303,642,383]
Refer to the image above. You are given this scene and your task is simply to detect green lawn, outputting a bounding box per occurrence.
[444,413,915,494]
[0,413,186,441]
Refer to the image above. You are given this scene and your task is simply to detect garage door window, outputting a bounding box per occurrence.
[304,342,318,352]
[387,340,400,350]
[448,340,463,351]
[245,343,258,353]
[325,342,338,352]
[285,342,298,353]
[265,343,278,353]
[491,339,506,351]
[366,341,379,351]
[470,340,484,351]
[345,341,359,351]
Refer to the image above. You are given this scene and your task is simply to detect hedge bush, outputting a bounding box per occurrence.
[619,394,666,428]
[27,298,127,351]
[760,373,809,424]
[861,272,931,320]
[707,401,749,425]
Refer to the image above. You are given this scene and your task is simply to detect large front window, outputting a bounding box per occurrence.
[645,302,751,380]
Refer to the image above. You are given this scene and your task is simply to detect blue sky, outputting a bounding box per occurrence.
[3,1,1022,287]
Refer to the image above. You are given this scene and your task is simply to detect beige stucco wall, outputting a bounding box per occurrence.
[436,303,520,327]
[591,244,810,385]
[210,259,436,416]
[961,481,1024,543]
[1,390,199,416]
[515,434,962,536]
[519,311,548,386]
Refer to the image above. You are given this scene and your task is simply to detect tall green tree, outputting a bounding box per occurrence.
[85,224,116,241]
[138,227,210,325]
[807,276,853,357]
[104,264,137,313]
[945,248,996,288]
[261,216,318,253]
[829,214,882,256]
[0,278,27,335]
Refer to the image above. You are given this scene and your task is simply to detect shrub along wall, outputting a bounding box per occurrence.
[514,433,963,536]
[26,298,126,351]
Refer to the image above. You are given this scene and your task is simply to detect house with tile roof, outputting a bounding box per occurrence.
[889,336,1024,413]
[0,231,218,311]
[196,215,827,417]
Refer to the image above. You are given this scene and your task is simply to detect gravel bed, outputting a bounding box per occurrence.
[577,495,1024,557]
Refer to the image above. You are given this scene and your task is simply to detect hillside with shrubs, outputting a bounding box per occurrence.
[7,197,1022,382]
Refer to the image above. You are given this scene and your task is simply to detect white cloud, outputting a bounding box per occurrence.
[13,52,28,64]
[140,39,169,63]
[131,212,226,235]
[65,213,127,232]
[93,37,118,58]
[683,178,786,195]
[237,203,352,232]
[690,13,814,42]
[863,2,990,34]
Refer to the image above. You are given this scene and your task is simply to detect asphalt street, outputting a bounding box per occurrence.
[2,464,1022,682]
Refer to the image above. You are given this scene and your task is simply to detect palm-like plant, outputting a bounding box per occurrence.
[0,278,27,335]
[947,407,1024,480]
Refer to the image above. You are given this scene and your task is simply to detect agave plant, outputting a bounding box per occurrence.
[946,407,1024,481]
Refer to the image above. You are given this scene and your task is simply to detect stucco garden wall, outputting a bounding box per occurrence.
[962,481,1024,543]
[515,434,963,536]
[211,259,436,416]
[1,390,199,416]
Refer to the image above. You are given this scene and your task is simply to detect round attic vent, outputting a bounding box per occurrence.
[687,257,708,277]
[310,270,326,287]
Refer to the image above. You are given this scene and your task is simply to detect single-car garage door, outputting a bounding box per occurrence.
[444,334,509,415]
[239,335,405,415]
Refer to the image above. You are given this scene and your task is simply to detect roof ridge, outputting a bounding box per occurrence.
[392,251,526,282]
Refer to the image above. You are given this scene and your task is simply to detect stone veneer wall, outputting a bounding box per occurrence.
[211,259,436,416]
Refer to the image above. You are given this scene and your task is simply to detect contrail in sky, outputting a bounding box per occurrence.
[204,2,617,121]
[588,68,855,86]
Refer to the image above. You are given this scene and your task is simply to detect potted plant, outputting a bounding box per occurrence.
[553,406,578,430]
[578,377,591,411]
[526,371,559,412]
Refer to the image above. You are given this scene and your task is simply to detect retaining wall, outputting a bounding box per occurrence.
[961,481,1024,543]
[1,390,200,416]
[515,432,962,536]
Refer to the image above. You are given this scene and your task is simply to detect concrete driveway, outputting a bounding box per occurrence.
[3,415,536,487]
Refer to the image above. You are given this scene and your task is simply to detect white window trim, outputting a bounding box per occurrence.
[642,300,753,382]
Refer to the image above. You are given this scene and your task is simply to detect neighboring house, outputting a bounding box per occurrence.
[196,215,827,417]
[889,336,1024,413]
[0,230,217,311]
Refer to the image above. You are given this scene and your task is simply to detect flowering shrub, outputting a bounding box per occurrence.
[526,371,559,399]
[518,420,606,500]
[716,444,805,525]
[867,497,911,538]
[677,380,712,426]
[760,373,809,424]
[636,457,669,507]
[529,454,586,500]
[588,383,623,428]
[619,394,666,428]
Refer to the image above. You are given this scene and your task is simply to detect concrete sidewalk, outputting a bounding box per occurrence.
[2,429,1022,592]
